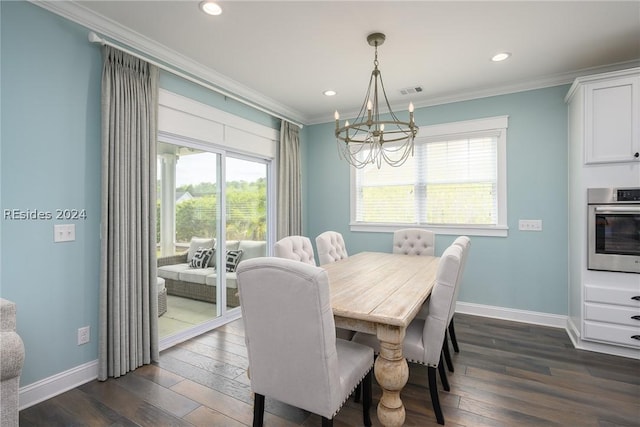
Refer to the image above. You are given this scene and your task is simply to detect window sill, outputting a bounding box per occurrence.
[350,222,509,237]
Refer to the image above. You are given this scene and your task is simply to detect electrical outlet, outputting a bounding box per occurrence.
[54,224,75,242]
[519,219,543,231]
[77,326,90,345]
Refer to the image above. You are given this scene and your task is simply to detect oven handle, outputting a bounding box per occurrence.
[594,206,640,213]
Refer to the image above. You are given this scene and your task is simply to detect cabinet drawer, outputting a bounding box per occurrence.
[584,284,640,307]
[583,321,640,348]
[584,303,640,327]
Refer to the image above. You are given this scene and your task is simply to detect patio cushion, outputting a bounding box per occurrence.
[158,263,190,281]
[179,267,215,285]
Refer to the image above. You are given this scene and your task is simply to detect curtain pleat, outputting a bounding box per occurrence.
[99,46,159,380]
[277,121,302,239]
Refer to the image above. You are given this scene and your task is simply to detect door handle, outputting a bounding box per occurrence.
[632,296,640,301]
[632,315,640,321]
[632,335,640,341]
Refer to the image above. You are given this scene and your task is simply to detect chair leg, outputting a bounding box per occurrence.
[321,417,333,427]
[362,369,373,427]
[449,318,459,353]
[428,366,445,425]
[438,353,450,392]
[353,383,361,402]
[253,393,265,427]
[442,332,454,373]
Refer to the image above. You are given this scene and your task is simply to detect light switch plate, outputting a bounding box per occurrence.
[54,224,76,242]
[519,219,542,231]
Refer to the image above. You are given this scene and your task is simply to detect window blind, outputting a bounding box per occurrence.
[355,132,499,226]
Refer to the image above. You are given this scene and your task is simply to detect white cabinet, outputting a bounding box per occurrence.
[567,69,640,165]
[566,67,640,358]
[583,284,640,348]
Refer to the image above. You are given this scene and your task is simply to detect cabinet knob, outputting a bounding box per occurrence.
[635,152,640,158]
[632,315,640,321]
[632,296,640,301]
[632,335,640,341]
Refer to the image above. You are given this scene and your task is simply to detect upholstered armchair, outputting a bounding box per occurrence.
[236,257,373,426]
[274,235,317,265]
[315,231,349,266]
[1,298,25,427]
[392,228,435,256]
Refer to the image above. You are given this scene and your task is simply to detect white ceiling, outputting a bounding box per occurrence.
[43,1,640,125]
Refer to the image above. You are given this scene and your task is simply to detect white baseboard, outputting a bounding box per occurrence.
[19,310,243,410]
[455,301,568,328]
[19,359,98,410]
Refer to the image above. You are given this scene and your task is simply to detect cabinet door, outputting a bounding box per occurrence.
[584,76,640,164]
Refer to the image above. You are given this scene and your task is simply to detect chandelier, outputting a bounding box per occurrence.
[334,33,419,169]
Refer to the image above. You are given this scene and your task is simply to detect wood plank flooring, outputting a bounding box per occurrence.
[19,314,640,426]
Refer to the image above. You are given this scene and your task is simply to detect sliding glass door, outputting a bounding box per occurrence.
[156,138,270,342]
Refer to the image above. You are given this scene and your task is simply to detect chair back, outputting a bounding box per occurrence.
[236,257,340,417]
[274,235,316,265]
[316,231,349,265]
[422,244,462,366]
[392,228,435,256]
[448,236,470,322]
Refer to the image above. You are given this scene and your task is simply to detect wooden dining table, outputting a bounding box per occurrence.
[322,251,440,427]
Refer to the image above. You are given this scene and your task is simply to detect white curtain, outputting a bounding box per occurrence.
[98,46,159,380]
[277,121,302,239]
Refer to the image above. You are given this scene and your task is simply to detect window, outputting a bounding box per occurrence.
[352,116,508,236]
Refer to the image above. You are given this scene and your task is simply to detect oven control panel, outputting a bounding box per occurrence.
[589,187,640,204]
[617,188,640,202]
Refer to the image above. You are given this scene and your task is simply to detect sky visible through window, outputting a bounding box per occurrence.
[159,154,265,187]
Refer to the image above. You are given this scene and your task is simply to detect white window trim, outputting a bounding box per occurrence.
[350,115,509,237]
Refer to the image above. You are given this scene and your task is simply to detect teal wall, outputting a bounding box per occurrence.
[1,1,103,386]
[0,1,279,388]
[304,86,570,315]
[1,0,569,392]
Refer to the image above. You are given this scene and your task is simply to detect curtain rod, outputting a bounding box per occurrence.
[88,31,303,129]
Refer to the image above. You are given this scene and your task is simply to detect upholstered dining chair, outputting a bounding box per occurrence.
[352,244,463,425]
[315,231,354,340]
[315,231,349,266]
[446,236,471,354]
[420,236,470,374]
[236,257,373,427]
[392,228,435,256]
[274,235,317,265]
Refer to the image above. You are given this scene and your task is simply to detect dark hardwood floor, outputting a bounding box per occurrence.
[20,313,640,426]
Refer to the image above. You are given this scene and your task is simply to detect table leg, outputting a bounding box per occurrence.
[375,324,408,427]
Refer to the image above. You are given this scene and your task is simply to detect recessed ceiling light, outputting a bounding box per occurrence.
[200,1,222,16]
[323,90,337,97]
[491,52,511,62]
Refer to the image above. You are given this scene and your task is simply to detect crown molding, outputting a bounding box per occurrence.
[29,1,640,127]
[31,0,308,126]
[305,58,640,125]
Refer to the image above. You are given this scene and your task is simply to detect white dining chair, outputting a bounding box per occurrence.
[392,228,435,256]
[415,236,470,374]
[315,231,354,340]
[447,236,470,355]
[352,244,463,425]
[315,231,349,266]
[274,235,317,266]
[237,257,374,427]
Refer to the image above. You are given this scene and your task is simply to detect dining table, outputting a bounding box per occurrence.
[322,251,440,427]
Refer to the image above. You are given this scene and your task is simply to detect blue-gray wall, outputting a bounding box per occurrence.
[1,1,103,386]
[304,86,569,315]
[1,0,569,390]
[0,1,276,387]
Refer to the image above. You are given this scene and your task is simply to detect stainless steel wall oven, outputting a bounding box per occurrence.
[588,188,640,274]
